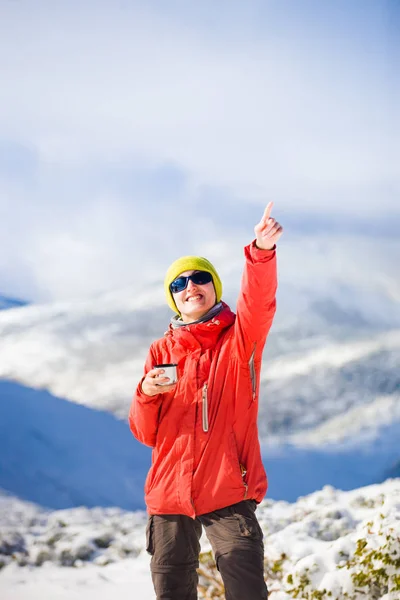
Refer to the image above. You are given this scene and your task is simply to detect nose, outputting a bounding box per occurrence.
[186,278,198,291]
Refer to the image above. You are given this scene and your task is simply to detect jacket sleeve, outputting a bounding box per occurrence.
[234,240,277,361]
[128,346,163,448]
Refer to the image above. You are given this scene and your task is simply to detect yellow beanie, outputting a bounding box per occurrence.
[164,256,223,314]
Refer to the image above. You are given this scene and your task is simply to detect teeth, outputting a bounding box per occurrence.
[187,295,201,302]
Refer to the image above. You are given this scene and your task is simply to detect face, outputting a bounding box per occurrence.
[172,270,217,323]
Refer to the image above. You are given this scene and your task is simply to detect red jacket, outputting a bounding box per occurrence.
[129,241,277,518]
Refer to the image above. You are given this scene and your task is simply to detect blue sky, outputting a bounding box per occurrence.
[0,0,398,302]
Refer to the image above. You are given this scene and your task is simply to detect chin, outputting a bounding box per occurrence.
[182,306,208,321]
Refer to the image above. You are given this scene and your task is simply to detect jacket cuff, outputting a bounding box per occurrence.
[246,240,276,262]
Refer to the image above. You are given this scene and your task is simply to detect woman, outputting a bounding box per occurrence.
[129,202,283,600]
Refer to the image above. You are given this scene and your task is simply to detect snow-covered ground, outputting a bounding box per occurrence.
[1,480,399,599]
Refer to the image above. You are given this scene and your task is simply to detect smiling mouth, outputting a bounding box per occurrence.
[186,294,203,302]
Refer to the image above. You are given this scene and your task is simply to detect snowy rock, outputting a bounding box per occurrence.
[93,530,114,549]
[30,544,52,566]
[0,530,26,555]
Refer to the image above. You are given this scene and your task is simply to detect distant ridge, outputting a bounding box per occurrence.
[383,459,400,480]
[0,294,28,310]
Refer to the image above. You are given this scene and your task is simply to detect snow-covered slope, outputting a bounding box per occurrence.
[0,381,150,510]
[0,283,167,416]
[0,377,398,509]
[0,279,398,441]
[1,480,399,600]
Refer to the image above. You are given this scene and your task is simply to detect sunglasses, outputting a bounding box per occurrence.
[170,271,213,294]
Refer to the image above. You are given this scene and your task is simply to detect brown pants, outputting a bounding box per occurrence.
[146,500,268,600]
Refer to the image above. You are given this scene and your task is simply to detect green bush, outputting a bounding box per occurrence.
[285,513,400,599]
[340,519,400,599]
[197,550,288,598]
[197,551,225,599]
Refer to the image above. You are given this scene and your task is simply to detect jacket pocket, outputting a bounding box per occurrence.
[229,432,248,498]
[230,502,264,540]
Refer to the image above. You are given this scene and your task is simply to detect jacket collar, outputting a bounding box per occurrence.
[165,302,235,350]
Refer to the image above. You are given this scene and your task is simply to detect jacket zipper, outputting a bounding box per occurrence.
[202,383,209,432]
[249,344,256,400]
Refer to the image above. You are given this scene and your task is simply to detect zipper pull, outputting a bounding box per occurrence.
[202,383,209,433]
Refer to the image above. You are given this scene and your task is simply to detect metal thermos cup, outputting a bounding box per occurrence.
[154,363,178,385]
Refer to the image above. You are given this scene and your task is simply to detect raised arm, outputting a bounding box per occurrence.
[235,202,282,360]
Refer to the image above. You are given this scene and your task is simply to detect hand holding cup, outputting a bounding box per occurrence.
[141,364,178,397]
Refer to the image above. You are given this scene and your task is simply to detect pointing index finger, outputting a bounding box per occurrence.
[262,201,274,222]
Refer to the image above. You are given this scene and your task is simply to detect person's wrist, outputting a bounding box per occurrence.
[140,380,153,397]
[255,240,276,251]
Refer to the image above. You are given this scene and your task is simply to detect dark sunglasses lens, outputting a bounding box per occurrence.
[191,271,213,285]
[170,277,187,293]
[170,271,213,294]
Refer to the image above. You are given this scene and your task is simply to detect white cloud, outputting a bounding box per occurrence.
[1,1,397,191]
[0,0,398,301]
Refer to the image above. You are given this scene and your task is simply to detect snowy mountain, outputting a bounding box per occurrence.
[1,480,399,600]
[0,273,398,441]
[0,380,150,510]
[0,236,399,508]
[1,376,398,510]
